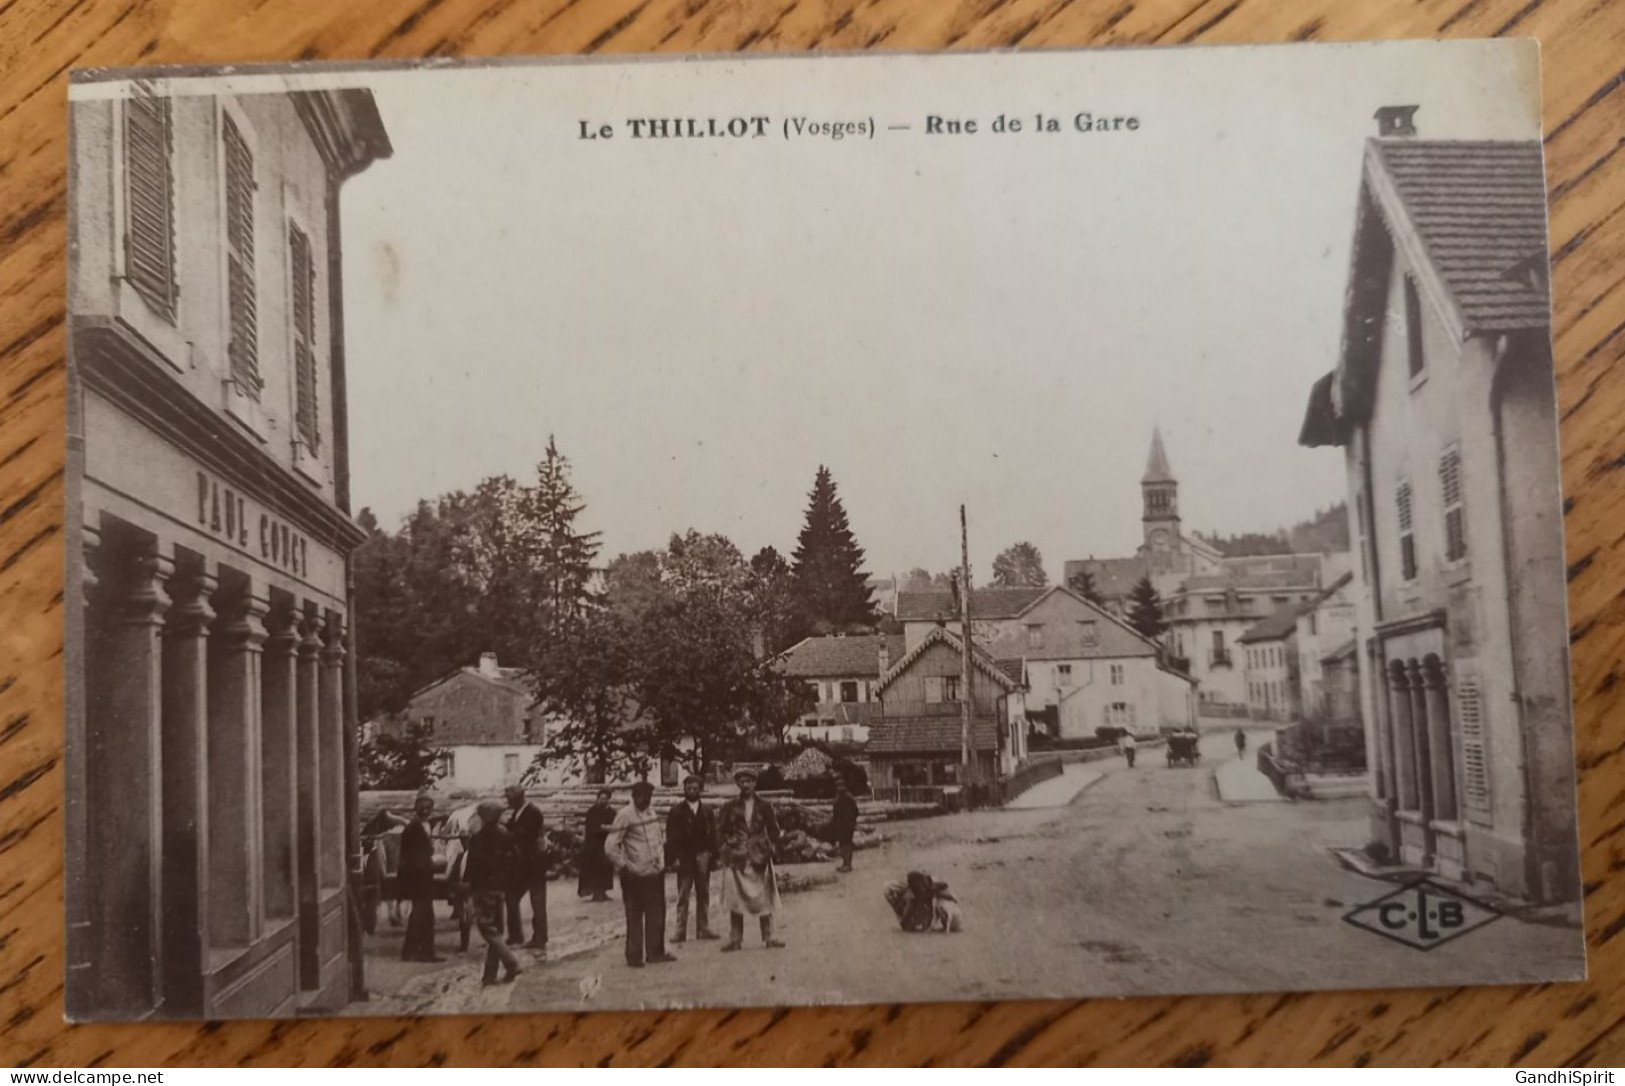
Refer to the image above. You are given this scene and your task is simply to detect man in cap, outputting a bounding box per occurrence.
[666,773,720,942]
[501,784,548,953]
[462,800,523,986]
[605,780,675,967]
[717,767,785,951]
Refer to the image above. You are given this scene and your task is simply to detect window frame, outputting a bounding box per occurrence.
[1404,275,1427,384]
[117,85,180,324]
[287,216,321,455]
[217,100,264,402]
[1396,480,1418,581]
[1440,445,1468,564]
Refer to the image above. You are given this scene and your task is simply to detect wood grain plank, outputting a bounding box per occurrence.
[1,0,1623,1066]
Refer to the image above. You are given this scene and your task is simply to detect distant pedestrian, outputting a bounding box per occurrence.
[718,768,785,951]
[501,785,548,953]
[606,780,675,968]
[1118,732,1138,768]
[1235,728,1248,759]
[399,793,442,963]
[463,800,522,986]
[577,788,616,902]
[831,776,859,873]
[666,774,720,942]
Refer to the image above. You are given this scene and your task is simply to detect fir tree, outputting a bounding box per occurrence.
[526,435,603,639]
[1126,574,1167,641]
[789,466,876,634]
[1067,567,1103,606]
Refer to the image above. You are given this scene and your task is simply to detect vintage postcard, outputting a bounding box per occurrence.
[64,40,1584,1021]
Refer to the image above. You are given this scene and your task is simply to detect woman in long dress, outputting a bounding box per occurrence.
[577,788,616,901]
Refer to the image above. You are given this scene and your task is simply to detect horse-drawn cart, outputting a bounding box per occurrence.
[358,805,480,948]
[1166,731,1201,768]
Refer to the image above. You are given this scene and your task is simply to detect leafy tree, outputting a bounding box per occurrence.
[1127,574,1167,641]
[901,567,955,592]
[790,466,876,634]
[1067,566,1103,606]
[529,608,646,783]
[749,545,800,657]
[992,542,1048,587]
[358,721,446,791]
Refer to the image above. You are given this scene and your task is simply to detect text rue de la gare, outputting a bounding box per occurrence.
[576,112,1142,142]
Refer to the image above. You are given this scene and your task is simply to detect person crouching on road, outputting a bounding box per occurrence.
[666,774,720,942]
[718,768,785,951]
[464,800,523,986]
[606,780,675,968]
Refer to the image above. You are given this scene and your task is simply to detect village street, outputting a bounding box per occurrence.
[358,730,1584,1018]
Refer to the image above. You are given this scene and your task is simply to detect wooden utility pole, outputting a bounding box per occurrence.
[960,504,974,788]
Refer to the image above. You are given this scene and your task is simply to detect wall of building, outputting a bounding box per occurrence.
[391,671,533,746]
[1051,657,1163,740]
[68,89,375,1020]
[73,93,342,499]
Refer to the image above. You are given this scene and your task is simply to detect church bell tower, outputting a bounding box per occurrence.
[1142,426,1182,571]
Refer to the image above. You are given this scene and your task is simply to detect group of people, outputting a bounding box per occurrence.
[394,769,864,981]
[397,785,549,984]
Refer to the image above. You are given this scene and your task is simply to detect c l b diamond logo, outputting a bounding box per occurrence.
[1343,878,1502,951]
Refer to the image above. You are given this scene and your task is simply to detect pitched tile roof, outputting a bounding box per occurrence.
[1238,603,1307,644]
[877,625,1024,694]
[776,634,906,678]
[1061,557,1149,601]
[867,715,1002,755]
[1369,139,1550,334]
[895,586,1050,622]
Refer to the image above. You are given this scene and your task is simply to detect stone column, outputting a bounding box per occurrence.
[159,564,217,1016]
[87,544,172,1016]
[1385,659,1418,812]
[1422,657,1458,823]
[319,614,347,890]
[207,582,269,950]
[261,604,300,924]
[1406,659,1435,824]
[65,520,101,1015]
[295,611,324,989]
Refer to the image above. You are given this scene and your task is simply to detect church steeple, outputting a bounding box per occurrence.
[1143,425,1176,486]
[1141,427,1182,570]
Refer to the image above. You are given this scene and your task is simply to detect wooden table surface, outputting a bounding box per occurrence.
[2,0,1623,1067]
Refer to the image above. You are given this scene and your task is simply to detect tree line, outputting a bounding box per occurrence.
[352,448,880,785]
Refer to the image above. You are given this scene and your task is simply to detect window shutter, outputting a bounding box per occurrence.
[223,114,261,394]
[290,224,320,450]
[1456,660,1491,824]
[1396,482,1417,580]
[123,90,177,320]
[1440,449,1466,561]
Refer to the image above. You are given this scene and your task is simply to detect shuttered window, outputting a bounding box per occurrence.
[1404,276,1425,379]
[222,113,262,397]
[1396,482,1417,581]
[289,224,319,451]
[123,90,177,321]
[1456,661,1491,824]
[1440,447,1466,561]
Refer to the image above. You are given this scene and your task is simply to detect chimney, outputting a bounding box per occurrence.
[1374,105,1419,138]
[479,651,499,678]
[877,638,892,677]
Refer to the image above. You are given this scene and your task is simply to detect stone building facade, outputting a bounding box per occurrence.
[66,80,390,1018]
[1298,108,1578,904]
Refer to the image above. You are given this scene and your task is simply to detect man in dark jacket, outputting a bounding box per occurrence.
[463,800,522,985]
[666,774,720,942]
[831,776,859,873]
[502,785,548,953]
[399,793,441,962]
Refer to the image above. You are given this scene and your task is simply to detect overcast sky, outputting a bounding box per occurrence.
[333,41,1540,581]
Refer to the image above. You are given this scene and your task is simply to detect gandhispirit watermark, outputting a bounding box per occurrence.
[1515,1075,1617,1085]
